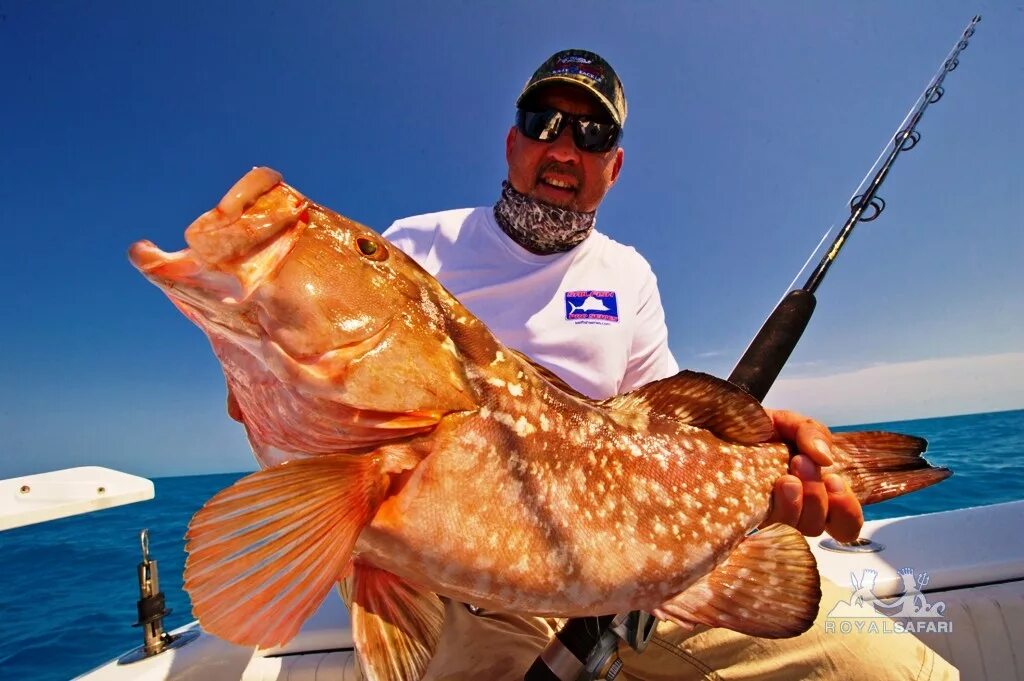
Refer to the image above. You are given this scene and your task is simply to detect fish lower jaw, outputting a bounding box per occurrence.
[128,240,198,274]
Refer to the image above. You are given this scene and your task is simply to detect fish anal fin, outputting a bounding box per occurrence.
[352,562,444,681]
[184,453,391,649]
[653,523,820,638]
[604,370,773,444]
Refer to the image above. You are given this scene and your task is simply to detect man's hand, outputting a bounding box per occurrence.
[761,409,864,542]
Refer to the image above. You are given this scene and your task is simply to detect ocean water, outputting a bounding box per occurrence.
[1,409,1021,680]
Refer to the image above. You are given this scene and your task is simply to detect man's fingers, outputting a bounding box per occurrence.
[792,455,828,536]
[762,475,803,529]
[792,419,833,467]
[824,475,865,542]
[768,410,834,466]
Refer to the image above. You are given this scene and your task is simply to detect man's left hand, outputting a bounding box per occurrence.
[761,409,864,542]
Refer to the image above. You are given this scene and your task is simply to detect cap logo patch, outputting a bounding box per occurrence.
[551,56,605,83]
[565,290,618,324]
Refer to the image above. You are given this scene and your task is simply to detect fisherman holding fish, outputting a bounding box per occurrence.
[371,50,957,680]
[131,49,956,681]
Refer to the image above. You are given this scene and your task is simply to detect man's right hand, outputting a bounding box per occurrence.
[226,384,244,423]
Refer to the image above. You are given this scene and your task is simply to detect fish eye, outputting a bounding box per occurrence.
[356,237,388,261]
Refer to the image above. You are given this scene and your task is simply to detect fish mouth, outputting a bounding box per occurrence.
[129,167,308,305]
[129,240,261,339]
[129,240,243,297]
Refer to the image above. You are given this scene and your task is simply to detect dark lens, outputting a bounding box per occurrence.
[517,109,565,142]
[573,119,620,153]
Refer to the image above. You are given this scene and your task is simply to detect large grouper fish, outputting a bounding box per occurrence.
[129,167,951,681]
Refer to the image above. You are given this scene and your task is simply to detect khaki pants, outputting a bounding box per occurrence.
[412,578,957,681]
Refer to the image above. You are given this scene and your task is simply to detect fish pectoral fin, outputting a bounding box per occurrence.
[184,453,390,649]
[653,523,820,638]
[351,562,444,681]
[603,370,773,444]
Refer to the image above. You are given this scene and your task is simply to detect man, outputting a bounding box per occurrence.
[375,50,957,680]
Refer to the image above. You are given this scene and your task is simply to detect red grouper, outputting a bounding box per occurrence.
[129,167,951,681]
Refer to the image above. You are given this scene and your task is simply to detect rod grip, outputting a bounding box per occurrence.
[524,615,614,681]
[728,289,817,401]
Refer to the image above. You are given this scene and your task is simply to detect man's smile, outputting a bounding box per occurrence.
[535,162,583,202]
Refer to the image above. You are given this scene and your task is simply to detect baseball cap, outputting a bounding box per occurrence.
[516,49,627,127]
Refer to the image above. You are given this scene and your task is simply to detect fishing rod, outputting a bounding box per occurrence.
[729,14,982,400]
[525,14,981,681]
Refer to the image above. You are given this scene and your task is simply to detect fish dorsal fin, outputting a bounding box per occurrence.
[653,523,821,638]
[603,370,773,444]
[351,562,444,681]
[184,452,396,648]
[510,349,591,400]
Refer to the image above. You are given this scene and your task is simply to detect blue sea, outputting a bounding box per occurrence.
[2,409,1022,680]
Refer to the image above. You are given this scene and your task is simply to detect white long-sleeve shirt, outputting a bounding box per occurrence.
[383,207,678,399]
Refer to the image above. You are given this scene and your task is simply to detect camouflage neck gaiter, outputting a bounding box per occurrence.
[492,181,596,255]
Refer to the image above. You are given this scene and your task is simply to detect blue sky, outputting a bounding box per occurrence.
[1,1,1020,478]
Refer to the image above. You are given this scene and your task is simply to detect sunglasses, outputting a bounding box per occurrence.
[515,108,622,153]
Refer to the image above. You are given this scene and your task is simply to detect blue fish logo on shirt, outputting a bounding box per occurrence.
[565,290,618,323]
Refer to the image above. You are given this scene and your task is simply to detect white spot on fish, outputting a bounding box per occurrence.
[488,377,506,388]
[440,336,458,357]
[511,554,531,574]
[507,382,524,397]
[631,485,650,504]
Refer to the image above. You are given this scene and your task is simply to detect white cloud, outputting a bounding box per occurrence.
[763,352,1024,426]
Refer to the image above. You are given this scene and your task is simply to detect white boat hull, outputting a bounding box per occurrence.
[76,500,1024,681]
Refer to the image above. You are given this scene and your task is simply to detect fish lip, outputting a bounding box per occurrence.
[129,240,195,274]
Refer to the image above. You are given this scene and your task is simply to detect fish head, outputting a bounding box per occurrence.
[129,167,476,416]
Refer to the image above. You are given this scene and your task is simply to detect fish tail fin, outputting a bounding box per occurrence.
[830,432,951,505]
[184,453,392,648]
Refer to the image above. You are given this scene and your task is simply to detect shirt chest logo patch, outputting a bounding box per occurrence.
[565,290,618,324]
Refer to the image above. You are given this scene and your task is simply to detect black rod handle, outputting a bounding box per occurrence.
[524,615,615,681]
[728,289,816,401]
